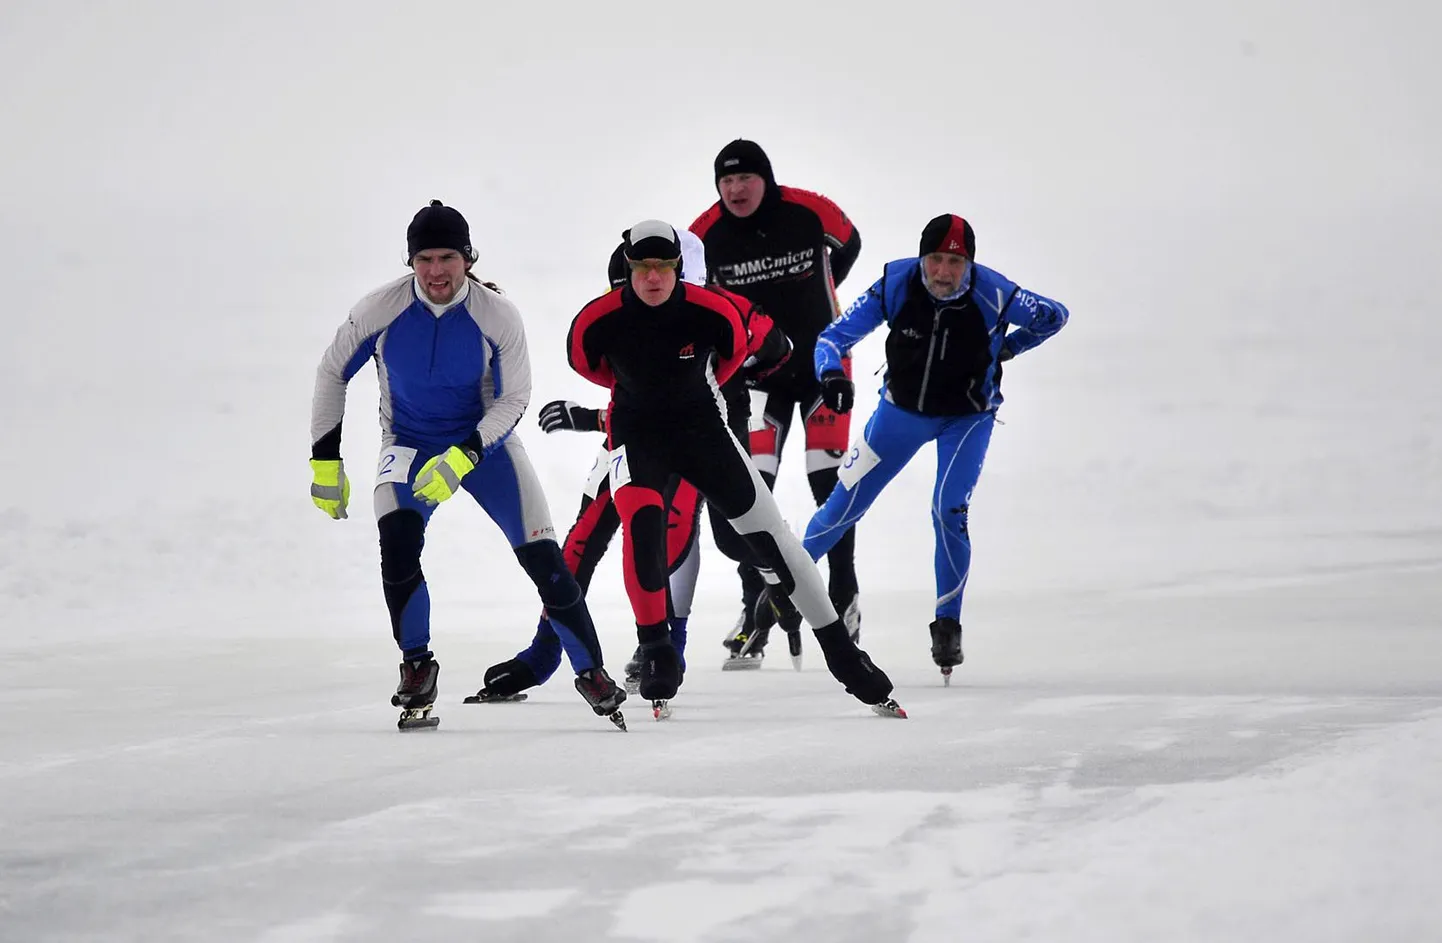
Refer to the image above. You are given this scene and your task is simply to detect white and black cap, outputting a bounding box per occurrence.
[622,219,682,261]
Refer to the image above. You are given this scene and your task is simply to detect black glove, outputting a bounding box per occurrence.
[818,370,854,414]
[538,400,602,433]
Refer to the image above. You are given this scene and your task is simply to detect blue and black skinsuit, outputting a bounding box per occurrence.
[310,273,605,672]
[805,258,1069,621]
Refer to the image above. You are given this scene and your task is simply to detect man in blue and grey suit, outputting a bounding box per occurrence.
[308,201,626,729]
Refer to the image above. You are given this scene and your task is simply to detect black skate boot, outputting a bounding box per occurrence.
[831,589,861,643]
[754,585,803,671]
[721,617,768,671]
[623,646,643,695]
[574,667,628,731]
[638,639,682,706]
[642,645,681,721]
[464,657,538,704]
[930,617,963,685]
[813,622,906,718]
[392,657,440,730]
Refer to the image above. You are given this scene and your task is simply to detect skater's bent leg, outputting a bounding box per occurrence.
[564,486,621,593]
[804,384,858,600]
[378,509,432,659]
[803,400,932,560]
[515,539,601,672]
[665,484,703,672]
[612,483,670,636]
[932,414,995,620]
[665,478,703,624]
[665,478,702,578]
[614,480,682,700]
[746,395,791,481]
[710,502,763,568]
[465,438,606,673]
[735,401,790,621]
[518,618,563,676]
[482,615,561,696]
[807,464,858,603]
[464,436,559,548]
[668,533,701,620]
[683,425,838,631]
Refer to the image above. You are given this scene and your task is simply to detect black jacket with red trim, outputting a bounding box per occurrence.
[690,184,861,358]
[568,281,746,415]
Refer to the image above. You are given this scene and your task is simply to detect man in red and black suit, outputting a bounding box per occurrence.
[690,140,865,659]
[567,220,900,717]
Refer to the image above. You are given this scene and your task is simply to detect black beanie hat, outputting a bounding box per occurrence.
[606,241,628,288]
[919,214,976,259]
[714,139,774,185]
[406,200,476,264]
[622,219,682,261]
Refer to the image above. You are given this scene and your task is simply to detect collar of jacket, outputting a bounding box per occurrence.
[412,276,471,317]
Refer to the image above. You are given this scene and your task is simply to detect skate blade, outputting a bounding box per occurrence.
[397,708,440,730]
[652,699,672,720]
[941,666,953,687]
[624,678,640,695]
[721,656,764,671]
[462,691,529,704]
[870,699,908,719]
[786,629,803,670]
[607,710,628,732]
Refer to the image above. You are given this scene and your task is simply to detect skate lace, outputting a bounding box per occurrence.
[579,670,610,697]
[401,660,432,691]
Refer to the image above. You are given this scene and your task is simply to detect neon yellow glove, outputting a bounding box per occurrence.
[412,446,478,505]
[310,459,351,519]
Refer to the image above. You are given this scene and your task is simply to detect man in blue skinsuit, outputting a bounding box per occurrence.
[782,214,1069,681]
[308,201,627,729]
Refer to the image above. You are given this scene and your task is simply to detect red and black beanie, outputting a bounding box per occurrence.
[919,214,976,260]
[714,139,775,186]
[407,200,476,264]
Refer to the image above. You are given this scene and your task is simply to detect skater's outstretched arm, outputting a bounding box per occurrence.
[538,400,607,434]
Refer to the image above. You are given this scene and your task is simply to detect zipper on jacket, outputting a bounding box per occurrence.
[939,328,949,361]
[917,307,943,411]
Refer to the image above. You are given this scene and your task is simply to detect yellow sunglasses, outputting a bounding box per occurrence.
[627,258,681,275]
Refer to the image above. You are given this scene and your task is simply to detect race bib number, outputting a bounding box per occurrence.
[582,445,610,498]
[607,445,632,491]
[836,439,881,491]
[376,446,418,485]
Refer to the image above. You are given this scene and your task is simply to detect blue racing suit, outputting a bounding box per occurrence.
[804,258,1068,620]
[311,274,603,671]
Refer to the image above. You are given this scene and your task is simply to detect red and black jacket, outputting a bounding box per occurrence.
[709,285,790,392]
[568,282,747,415]
[690,185,861,360]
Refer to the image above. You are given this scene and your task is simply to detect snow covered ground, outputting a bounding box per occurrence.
[3,2,1440,940]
